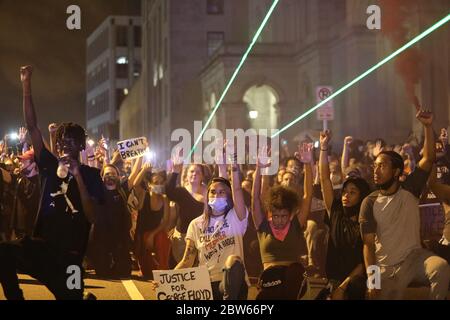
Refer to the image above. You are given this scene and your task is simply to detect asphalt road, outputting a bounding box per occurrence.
[0,271,261,300]
[0,271,446,300]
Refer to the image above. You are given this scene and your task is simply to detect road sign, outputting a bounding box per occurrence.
[316,86,334,121]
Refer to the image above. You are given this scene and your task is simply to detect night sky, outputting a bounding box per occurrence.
[0,0,140,137]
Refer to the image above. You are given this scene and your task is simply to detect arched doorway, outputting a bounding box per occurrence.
[243,84,279,130]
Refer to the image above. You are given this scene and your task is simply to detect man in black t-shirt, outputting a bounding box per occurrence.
[0,66,104,300]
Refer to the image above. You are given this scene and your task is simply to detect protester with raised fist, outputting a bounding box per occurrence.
[252,145,312,300]
[319,130,370,300]
[175,152,249,300]
[0,66,104,300]
[360,106,450,300]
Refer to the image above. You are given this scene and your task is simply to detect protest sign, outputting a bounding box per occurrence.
[117,137,148,160]
[153,266,213,300]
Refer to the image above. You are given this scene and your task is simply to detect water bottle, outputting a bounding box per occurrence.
[57,154,70,179]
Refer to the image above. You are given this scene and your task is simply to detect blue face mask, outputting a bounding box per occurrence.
[208,197,228,214]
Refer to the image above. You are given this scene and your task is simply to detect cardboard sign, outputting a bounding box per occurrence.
[316,86,334,121]
[153,266,213,300]
[420,203,445,241]
[117,137,148,160]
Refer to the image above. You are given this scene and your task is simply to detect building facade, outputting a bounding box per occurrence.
[121,0,449,163]
[200,0,449,146]
[86,16,142,141]
[128,0,249,163]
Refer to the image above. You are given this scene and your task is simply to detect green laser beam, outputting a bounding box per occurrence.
[272,13,450,138]
[187,0,280,159]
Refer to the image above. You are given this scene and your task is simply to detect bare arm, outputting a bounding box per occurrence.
[21,66,44,160]
[319,131,334,214]
[341,136,352,174]
[128,156,143,190]
[297,162,312,227]
[165,202,179,232]
[175,239,198,269]
[110,150,122,167]
[362,232,379,299]
[133,163,151,210]
[430,183,450,203]
[330,263,365,300]
[48,123,58,156]
[416,109,435,172]
[362,233,377,276]
[231,161,247,221]
[251,164,265,230]
[217,141,229,179]
[218,163,229,179]
[338,264,364,290]
[260,174,270,199]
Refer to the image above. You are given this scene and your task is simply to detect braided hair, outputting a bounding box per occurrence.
[55,122,87,151]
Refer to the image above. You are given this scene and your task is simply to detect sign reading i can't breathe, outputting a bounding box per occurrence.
[153,266,213,300]
[117,137,148,160]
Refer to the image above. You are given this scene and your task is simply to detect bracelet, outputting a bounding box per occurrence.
[320,148,328,151]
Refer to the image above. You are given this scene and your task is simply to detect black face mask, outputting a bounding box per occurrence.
[376,176,397,191]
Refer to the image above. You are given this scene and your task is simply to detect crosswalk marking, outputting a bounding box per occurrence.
[121,280,145,300]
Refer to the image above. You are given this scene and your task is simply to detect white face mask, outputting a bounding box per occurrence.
[151,185,165,194]
[208,197,228,214]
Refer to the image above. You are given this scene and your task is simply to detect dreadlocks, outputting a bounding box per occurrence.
[55,122,87,150]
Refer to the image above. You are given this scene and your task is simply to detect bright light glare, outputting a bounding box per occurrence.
[9,133,18,140]
[249,110,258,119]
[87,139,95,147]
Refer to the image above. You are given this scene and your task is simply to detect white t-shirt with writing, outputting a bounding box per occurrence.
[186,207,248,283]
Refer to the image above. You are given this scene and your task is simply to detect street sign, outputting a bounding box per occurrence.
[316,86,334,121]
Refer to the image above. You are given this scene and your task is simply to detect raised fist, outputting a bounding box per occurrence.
[416,109,433,127]
[319,130,332,149]
[344,136,353,146]
[20,66,33,82]
[48,123,58,133]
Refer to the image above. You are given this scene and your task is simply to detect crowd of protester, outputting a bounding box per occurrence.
[0,65,449,300]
